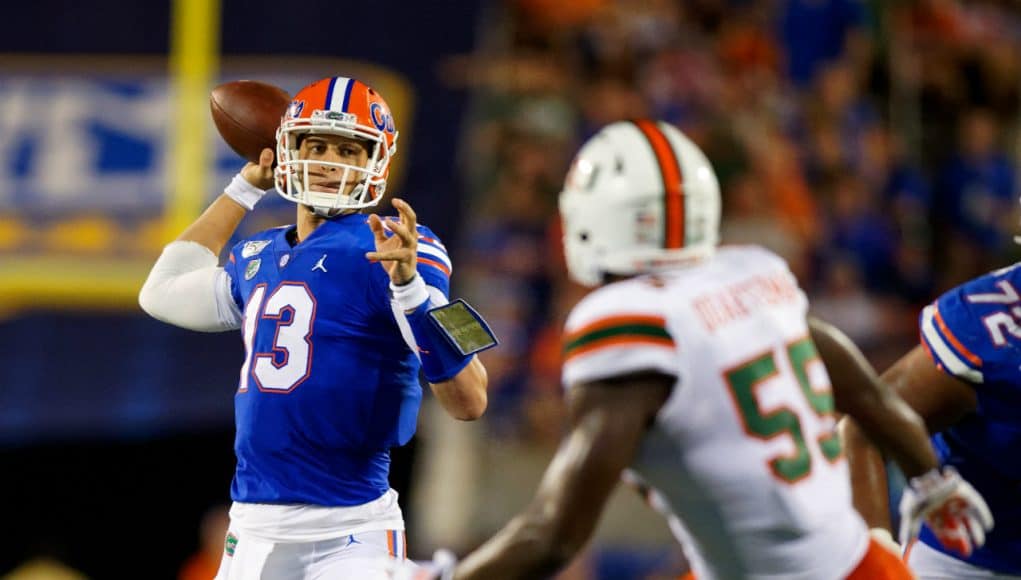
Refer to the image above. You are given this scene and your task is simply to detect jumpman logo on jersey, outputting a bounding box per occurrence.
[345,534,361,547]
[312,254,328,273]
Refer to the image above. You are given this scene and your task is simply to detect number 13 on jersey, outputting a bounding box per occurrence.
[723,337,842,484]
[239,282,318,393]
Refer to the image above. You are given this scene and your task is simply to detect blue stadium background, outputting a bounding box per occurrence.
[3,0,1020,578]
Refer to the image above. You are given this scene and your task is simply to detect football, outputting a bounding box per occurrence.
[210,80,291,163]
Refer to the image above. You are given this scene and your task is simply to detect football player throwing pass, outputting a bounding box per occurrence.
[139,77,496,579]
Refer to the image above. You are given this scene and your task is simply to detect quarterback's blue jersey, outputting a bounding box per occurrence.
[918,262,1021,574]
[222,212,453,507]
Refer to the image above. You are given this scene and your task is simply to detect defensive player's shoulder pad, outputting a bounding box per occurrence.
[920,263,1021,384]
[565,281,651,333]
[562,281,678,384]
[725,243,789,265]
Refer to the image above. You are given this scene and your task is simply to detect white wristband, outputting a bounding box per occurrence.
[224,173,272,211]
[390,273,429,311]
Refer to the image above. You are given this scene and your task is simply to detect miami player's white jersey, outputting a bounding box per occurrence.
[562,245,868,580]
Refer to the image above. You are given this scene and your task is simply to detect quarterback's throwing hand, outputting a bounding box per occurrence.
[898,466,994,557]
[241,148,276,190]
[366,198,419,286]
[224,148,276,211]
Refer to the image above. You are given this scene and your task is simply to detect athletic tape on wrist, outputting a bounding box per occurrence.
[390,274,430,312]
[224,173,271,211]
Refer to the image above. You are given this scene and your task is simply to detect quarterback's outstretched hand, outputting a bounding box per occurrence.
[898,466,994,557]
[366,198,418,286]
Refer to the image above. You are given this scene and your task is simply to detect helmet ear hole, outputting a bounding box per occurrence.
[579,232,590,242]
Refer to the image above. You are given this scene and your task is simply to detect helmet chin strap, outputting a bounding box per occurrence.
[309,205,349,218]
[306,182,369,218]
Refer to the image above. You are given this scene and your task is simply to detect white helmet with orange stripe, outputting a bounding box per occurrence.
[275,76,398,214]
[559,120,721,287]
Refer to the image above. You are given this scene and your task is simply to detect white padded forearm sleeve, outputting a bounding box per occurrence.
[391,284,449,355]
[138,241,243,332]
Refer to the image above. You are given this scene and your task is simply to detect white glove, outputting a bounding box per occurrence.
[388,549,457,580]
[224,172,273,210]
[898,466,994,557]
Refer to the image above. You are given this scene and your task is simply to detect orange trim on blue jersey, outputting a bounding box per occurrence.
[417,233,446,248]
[417,256,450,276]
[933,304,983,367]
[918,334,946,373]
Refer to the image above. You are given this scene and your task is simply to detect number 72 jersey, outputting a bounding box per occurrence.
[918,262,1021,574]
[921,262,1021,387]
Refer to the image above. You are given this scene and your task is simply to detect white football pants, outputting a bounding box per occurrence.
[214,528,406,580]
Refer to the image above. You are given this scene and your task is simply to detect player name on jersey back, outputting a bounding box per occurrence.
[693,269,802,332]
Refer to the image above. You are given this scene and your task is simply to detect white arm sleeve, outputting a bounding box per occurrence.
[138,241,243,332]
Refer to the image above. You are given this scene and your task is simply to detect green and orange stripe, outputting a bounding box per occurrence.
[564,314,675,362]
[632,120,685,249]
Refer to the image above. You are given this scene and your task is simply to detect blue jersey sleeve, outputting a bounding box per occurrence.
[415,224,451,297]
[920,264,1021,386]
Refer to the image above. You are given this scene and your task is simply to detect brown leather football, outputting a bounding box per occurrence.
[210,80,290,163]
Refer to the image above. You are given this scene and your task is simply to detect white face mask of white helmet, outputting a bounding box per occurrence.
[559,120,721,287]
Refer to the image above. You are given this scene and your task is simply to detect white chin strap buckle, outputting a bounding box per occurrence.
[311,205,346,218]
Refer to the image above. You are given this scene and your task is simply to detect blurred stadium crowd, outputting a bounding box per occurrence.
[454,0,1020,440]
[407,0,1021,575]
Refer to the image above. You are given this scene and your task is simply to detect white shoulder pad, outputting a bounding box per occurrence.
[562,282,680,388]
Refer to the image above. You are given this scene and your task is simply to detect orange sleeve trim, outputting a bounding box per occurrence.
[933,304,982,367]
[417,233,445,247]
[417,256,451,276]
[918,336,947,373]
